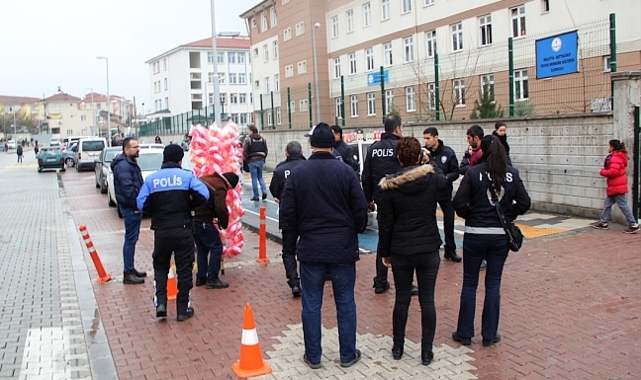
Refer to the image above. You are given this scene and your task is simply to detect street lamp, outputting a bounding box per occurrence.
[85,88,95,136]
[210,0,221,127]
[96,57,110,139]
[312,22,322,124]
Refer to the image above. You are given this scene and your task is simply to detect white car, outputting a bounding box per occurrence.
[7,140,16,149]
[107,148,164,218]
[50,137,61,147]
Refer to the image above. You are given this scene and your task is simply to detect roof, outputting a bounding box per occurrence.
[146,36,250,63]
[45,93,81,103]
[0,95,42,105]
[240,0,274,19]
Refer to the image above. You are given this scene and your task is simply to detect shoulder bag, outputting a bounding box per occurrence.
[485,172,524,252]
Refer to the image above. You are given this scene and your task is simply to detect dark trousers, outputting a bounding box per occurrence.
[152,227,195,314]
[374,212,389,287]
[391,251,440,349]
[281,229,300,288]
[438,199,456,254]
[194,221,223,279]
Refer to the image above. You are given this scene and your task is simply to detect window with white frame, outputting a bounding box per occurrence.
[273,41,279,59]
[219,73,226,84]
[300,99,309,111]
[366,48,374,71]
[229,73,238,84]
[349,53,357,74]
[480,74,495,99]
[346,9,354,33]
[298,61,307,74]
[514,69,529,100]
[385,89,394,112]
[334,58,341,78]
[424,0,434,6]
[263,45,269,62]
[453,78,465,105]
[382,0,390,20]
[427,83,436,110]
[541,0,550,13]
[265,77,270,93]
[426,30,437,57]
[295,22,305,36]
[363,2,371,27]
[238,73,247,84]
[290,100,295,113]
[335,97,343,119]
[285,65,294,77]
[80,115,86,121]
[284,28,292,41]
[350,95,358,117]
[228,52,237,64]
[367,92,376,116]
[262,12,268,31]
[331,16,339,38]
[217,52,225,64]
[451,22,463,52]
[240,113,248,124]
[404,36,414,62]
[271,8,277,26]
[274,74,280,91]
[220,93,227,105]
[254,48,259,57]
[402,0,412,13]
[239,93,247,104]
[164,78,168,90]
[267,110,273,126]
[276,107,282,125]
[238,52,246,64]
[406,86,416,112]
[255,80,260,89]
[207,51,214,63]
[230,93,238,104]
[511,6,526,37]
[163,58,167,70]
[479,15,492,46]
[384,42,393,66]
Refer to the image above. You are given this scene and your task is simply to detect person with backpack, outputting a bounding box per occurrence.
[16,145,23,163]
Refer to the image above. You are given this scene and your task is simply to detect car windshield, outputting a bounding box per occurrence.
[104,150,120,162]
[82,140,105,151]
[41,148,61,154]
[137,153,163,171]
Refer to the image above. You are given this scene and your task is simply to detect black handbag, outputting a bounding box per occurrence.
[485,173,524,252]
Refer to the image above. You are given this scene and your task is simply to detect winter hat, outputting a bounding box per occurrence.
[163,144,184,163]
[222,172,239,188]
[307,122,335,148]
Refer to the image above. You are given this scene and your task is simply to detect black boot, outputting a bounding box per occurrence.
[392,345,403,360]
[206,277,229,289]
[421,350,434,366]
[123,271,144,285]
[444,250,462,262]
[133,268,147,277]
[177,307,195,322]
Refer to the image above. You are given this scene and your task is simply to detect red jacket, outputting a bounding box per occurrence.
[599,151,629,196]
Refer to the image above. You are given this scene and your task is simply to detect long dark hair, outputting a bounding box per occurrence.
[609,139,628,155]
[481,135,508,189]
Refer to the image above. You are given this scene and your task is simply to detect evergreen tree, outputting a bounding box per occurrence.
[470,84,504,119]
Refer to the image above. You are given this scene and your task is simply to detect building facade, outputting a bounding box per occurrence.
[145,35,253,126]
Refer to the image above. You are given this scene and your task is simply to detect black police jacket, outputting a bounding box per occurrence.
[335,139,359,172]
[269,154,306,201]
[427,140,460,201]
[362,133,401,204]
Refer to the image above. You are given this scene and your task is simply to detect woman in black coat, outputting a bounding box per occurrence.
[378,137,446,366]
[493,122,512,165]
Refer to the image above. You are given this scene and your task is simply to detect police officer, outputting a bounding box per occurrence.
[330,125,359,173]
[136,144,209,321]
[269,141,307,297]
[423,127,462,262]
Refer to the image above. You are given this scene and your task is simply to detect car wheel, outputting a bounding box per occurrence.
[37,167,42,173]
[76,164,81,172]
[108,194,116,207]
[117,206,123,219]
[61,168,65,172]
[65,158,75,167]
[100,180,107,194]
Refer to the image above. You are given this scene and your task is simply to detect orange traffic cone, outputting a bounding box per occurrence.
[167,265,178,301]
[231,304,272,378]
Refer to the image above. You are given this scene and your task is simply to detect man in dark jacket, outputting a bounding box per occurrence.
[330,125,359,172]
[243,125,268,201]
[193,172,239,289]
[423,127,462,262]
[459,125,484,175]
[136,144,209,322]
[280,122,368,369]
[111,137,146,285]
[269,141,306,297]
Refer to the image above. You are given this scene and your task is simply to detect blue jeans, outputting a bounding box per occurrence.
[456,233,509,340]
[599,194,637,226]
[194,221,223,279]
[300,262,357,363]
[120,206,142,272]
[248,161,267,198]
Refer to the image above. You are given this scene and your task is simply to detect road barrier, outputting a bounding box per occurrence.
[256,206,269,263]
[78,225,111,283]
[231,303,272,378]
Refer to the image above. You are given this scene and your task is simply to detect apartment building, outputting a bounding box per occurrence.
[0,96,43,135]
[145,35,253,126]
[79,93,134,136]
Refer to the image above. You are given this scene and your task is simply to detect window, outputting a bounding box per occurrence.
[80,115,86,121]
[385,89,394,112]
[346,9,354,33]
[367,92,376,116]
[228,52,237,64]
[331,16,339,38]
[220,93,227,105]
[218,73,226,84]
[334,58,341,78]
[262,12,268,31]
[479,15,492,46]
[427,83,436,110]
[284,28,292,41]
[363,2,371,27]
[285,65,294,78]
[229,73,238,84]
[424,0,435,6]
[384,42,393,66]
[254,48,259,57]
[296,22,305,36]
[290,101,295,113]
[511,6,526,37]
[265,77,270,93]
[404,36,414,62]
[263,44,269,62]
[240,113,248,125]
[541,0,550,13]
[365,48,374,71]
[274,74,280,91]
[238,52,246,64]
[207,51,214,63]
[298,60,307,74]
[238,73,247,84]
[335,97,343,119]
[423,30,436,58]
[402,0,412,13]
[230,94,238,104]
[218,52,225,63]
[349,53,357,74]
[163,58,167,70]
[350,95,358,117]
[604,55,611,72]
[255,80,260,89]
[406,86,416,112]
[300,99,309,112]
[273,40,279,59]
[271,8,277,26]
[153,61,160,74]
[239,93,247,104]
[66,129,73,135]
[453,78,465,105]
[164,78,168,90]
[267,110,273,126]
[480,74,495,99]
[276,107,282,125]
[451,22,463,52]
[514,69,529,100]
[382,0,390,20]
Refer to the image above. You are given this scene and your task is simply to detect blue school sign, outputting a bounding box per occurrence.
[367,70,389,86]
[535,31,579,79]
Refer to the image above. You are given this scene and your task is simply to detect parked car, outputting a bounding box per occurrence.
[50,137,61,147]
[94,147,122,194]
[139,143,165,150]
[76,137,107,171]
[37,147,66,173]
[63,142,78,167]
[7,140,16,149]
[107,148,164,218]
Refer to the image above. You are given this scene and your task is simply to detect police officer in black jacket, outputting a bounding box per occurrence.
[330,125,359,173]
[269,141,307,297]
[423,127,462,262]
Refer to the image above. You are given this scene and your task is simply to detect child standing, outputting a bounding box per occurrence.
[593,140,639,234]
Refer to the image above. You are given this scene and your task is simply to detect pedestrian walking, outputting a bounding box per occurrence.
[193,171,239,289]
[136,144,209,321]
[269,141,307,297]
[243,125,268,201]
[16,145,23,163]
[493,122,512,165]
[423,127,462,262]
[378,137,446,366]
[279,123,368,370]
[181,134,192,152]
[592,140,639,233]
[34,144,39,156]
[111,138,146,285]
[452,135,531,347]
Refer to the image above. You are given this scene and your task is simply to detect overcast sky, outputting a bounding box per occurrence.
[1,0,257,112]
